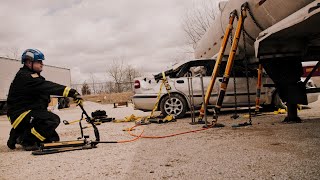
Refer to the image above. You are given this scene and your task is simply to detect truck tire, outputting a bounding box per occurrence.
[160,94,187,119]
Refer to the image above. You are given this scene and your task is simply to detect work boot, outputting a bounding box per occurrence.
[7,139,16,149]
[7,128,20,149]
[50,131,60,142]
[22,142,39,151]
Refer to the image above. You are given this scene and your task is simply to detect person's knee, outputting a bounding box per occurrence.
[52,113,60,126]
[45,112,61,128]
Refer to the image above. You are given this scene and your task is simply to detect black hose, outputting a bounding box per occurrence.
[79,104,100,142]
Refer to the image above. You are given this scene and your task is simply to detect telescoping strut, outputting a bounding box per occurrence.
[213,3,248,124]
[198,10,237,121]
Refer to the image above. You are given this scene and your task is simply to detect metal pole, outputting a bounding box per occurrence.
[190,76,195,124]
[255,64,263,114]
[187,76,195,124]
[215,5,247,115]
[198,10,237,121]
[200,74,208,127]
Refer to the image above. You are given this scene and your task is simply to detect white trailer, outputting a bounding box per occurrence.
[0,57,71,113]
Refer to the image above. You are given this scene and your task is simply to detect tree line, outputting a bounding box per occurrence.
[78,59,142,95]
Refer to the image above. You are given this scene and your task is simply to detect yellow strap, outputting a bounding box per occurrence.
[163,115,174,121]
[12,110,31,129]
[150,71,172,118]
[63,87,71,97]
[150,81,164,117]
[162,71,166,80]
[116,72,172,123]
[162,71,171,93]
[31,127,46,141]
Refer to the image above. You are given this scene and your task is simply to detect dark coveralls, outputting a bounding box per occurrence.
[7,66,77,146]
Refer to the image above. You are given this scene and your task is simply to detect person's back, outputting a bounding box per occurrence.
[7,66,51,117]
[6,49,83,151]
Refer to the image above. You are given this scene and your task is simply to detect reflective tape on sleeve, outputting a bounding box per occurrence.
[63,87,71,97]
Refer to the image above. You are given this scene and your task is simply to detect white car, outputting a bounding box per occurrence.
[133,59,319,118]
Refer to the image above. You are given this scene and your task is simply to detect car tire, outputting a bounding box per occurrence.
[160,93,187,119]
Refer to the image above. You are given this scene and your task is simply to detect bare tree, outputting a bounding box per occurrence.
[124,65,142,89]
[81,81,91,95]
[182,1,216,51]
[90,73,96,94]
[106,81,115,93]
[106,57,143,93]
[107,57,126,93]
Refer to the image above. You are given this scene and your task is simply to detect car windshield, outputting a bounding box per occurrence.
[154,59,258,80]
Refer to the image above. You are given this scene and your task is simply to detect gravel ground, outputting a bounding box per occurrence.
[1,101,320,180]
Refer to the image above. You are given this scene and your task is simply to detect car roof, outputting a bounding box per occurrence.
[154,58,215,80]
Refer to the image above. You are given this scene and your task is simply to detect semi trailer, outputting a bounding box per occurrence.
[0,57,72,114]
[194,0,320,122]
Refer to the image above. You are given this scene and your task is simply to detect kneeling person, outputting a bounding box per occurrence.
[6,49,83,151]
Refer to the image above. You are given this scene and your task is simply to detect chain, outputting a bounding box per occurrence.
[243,29,255,41]
[246,3,264,31]
[242,21,252,124]
[229,21,234,46]
[232,67,239,119]
[243,3,264,42]
[235,14,255,45]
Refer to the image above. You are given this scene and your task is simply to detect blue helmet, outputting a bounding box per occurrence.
[21,49,45,64]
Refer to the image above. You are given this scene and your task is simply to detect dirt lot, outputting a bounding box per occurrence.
[0,100,320,180]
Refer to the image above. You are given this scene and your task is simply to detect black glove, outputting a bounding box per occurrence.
[73,92,83,106]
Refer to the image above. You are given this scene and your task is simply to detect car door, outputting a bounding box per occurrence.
[173,65,220,107]
[224,77,257,106]
[214,62,258,107]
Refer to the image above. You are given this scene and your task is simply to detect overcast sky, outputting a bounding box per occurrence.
[0,0,219,84]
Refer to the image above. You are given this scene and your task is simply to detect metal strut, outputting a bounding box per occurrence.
[213,3,248,124]
[255,64,263,114]
[198,10,237,121]
[242,24,252,125]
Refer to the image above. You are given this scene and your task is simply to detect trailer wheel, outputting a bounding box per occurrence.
[160,94,187,119]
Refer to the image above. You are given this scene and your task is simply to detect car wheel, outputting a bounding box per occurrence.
[160,94,187,119]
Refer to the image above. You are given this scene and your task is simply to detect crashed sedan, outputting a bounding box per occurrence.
[133,59,318,118]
